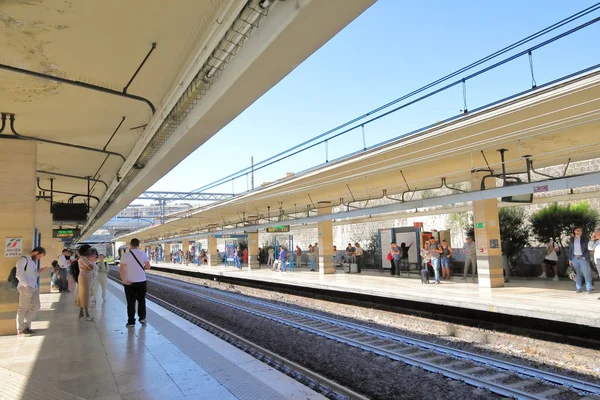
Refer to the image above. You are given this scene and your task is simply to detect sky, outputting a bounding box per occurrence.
[148,0,600,196]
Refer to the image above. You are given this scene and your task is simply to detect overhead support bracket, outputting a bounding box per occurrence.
[37,170,108,190]
[2,113,127,162]
[123,43,157,94]
[37,178,100,204]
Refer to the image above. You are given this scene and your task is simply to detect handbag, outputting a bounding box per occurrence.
[386,252,392,261]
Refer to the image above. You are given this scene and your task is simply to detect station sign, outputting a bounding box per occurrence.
[212,234,247,239]
[53,229,80,239]
[476,222,485,229]
[266,225,290,233]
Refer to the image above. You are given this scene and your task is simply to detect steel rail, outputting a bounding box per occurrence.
[143,276,543,399]
[198,280,600,395]
[142,273,600,399]
[106,274,367,400]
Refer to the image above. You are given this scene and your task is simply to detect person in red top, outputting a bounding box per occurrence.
[242,248,248,264]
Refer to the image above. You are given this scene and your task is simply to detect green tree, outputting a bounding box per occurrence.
[498,207,530,267]
[530,201,599,246]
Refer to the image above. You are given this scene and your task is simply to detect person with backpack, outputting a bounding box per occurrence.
[14,247,48,336]
[119,238,151,327]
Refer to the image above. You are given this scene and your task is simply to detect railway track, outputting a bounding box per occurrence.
[111,271,600,400]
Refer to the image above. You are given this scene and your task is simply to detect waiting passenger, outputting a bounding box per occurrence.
[267,247,275,266]
[589,230,600,285]
[428,237,443,284]
[71,255,80,304]
[462,236,477,281]
[390,242,401,276]
[399,241,414,275]
[568,227,593,294]
[15,247,48,336]
[538,241,560,281]
[295,245,302,266]
[440,240,453,280]
[76,245,98,321]
[57,248,71,292]
[313,243,320,270]
[96,254,108,303]
[50,260,60,292]
[345,243,356,264]
[354,243,363,273]
[119,238,151,327]
[308,244,315,271]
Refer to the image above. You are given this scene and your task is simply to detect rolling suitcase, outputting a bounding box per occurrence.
[420,268,430,284]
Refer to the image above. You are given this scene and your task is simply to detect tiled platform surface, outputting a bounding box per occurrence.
[153,262,600,328]
[0,280,325,400]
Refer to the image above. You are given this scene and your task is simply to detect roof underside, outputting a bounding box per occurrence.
[0,0,231,211]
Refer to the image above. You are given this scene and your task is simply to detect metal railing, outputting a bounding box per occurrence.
[191,4,600,195]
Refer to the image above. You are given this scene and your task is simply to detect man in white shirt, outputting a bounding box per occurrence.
[119,238,151,327]
[15,247,48,336]
[57,248,71,292]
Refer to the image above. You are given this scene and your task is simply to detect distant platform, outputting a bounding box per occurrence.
[150,262,600,330]
[0,279,326,400]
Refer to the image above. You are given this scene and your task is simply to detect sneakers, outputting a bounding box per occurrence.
[126,322,135,328]
[85,316,94,321]
[434,281,440,285]
[18,328,34,336]
[552,276,559,282]
[139,319,147,326]
[575,289,583,294]
[538,272,547,278]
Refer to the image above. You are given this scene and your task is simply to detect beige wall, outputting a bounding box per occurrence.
[0,140,37,335]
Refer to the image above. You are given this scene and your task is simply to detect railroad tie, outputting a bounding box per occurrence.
[534,388,564,398]
[505,380,538,389]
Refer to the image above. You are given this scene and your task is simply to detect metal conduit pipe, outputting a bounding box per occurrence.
[3,114,127,162]
[0,64,156,114]
[36,178,100,204]
[37,170,109,190]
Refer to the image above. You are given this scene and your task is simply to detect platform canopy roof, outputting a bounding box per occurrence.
[0,0,375,237]
[120,69,600,243]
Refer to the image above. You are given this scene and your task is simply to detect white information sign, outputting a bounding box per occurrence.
[5,237,23,258]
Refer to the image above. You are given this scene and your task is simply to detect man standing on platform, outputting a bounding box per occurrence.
[15,247,48,336]
[569,227,593,294]
[462,236,477,281]
[119,238,151,327]
[57,248,71,292]
[354,242,363,273]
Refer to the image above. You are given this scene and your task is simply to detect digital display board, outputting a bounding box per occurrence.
[52,229,80,239]
[266,225,290,233]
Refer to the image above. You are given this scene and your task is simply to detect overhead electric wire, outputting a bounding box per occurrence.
[191,3,600,194]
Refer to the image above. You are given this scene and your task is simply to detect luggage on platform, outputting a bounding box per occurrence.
[344,263,358,273]
[419,268,430,284]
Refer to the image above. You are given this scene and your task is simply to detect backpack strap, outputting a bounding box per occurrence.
[130,251,145,271]
[21,256,28,271]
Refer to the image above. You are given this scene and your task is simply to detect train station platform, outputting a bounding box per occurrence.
[0,279,326,400]
[150,262,600,330]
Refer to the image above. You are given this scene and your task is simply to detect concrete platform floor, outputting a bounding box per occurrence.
[0,279,325,400]
[151,262,600,328]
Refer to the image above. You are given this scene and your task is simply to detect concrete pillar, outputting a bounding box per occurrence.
[35,201,54,294]
[163,243,170,263]
[208,235,218,266]
[317,202,335,274]
[471,172,504,288]
[0,141,37,336]
[247,231,259,271]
